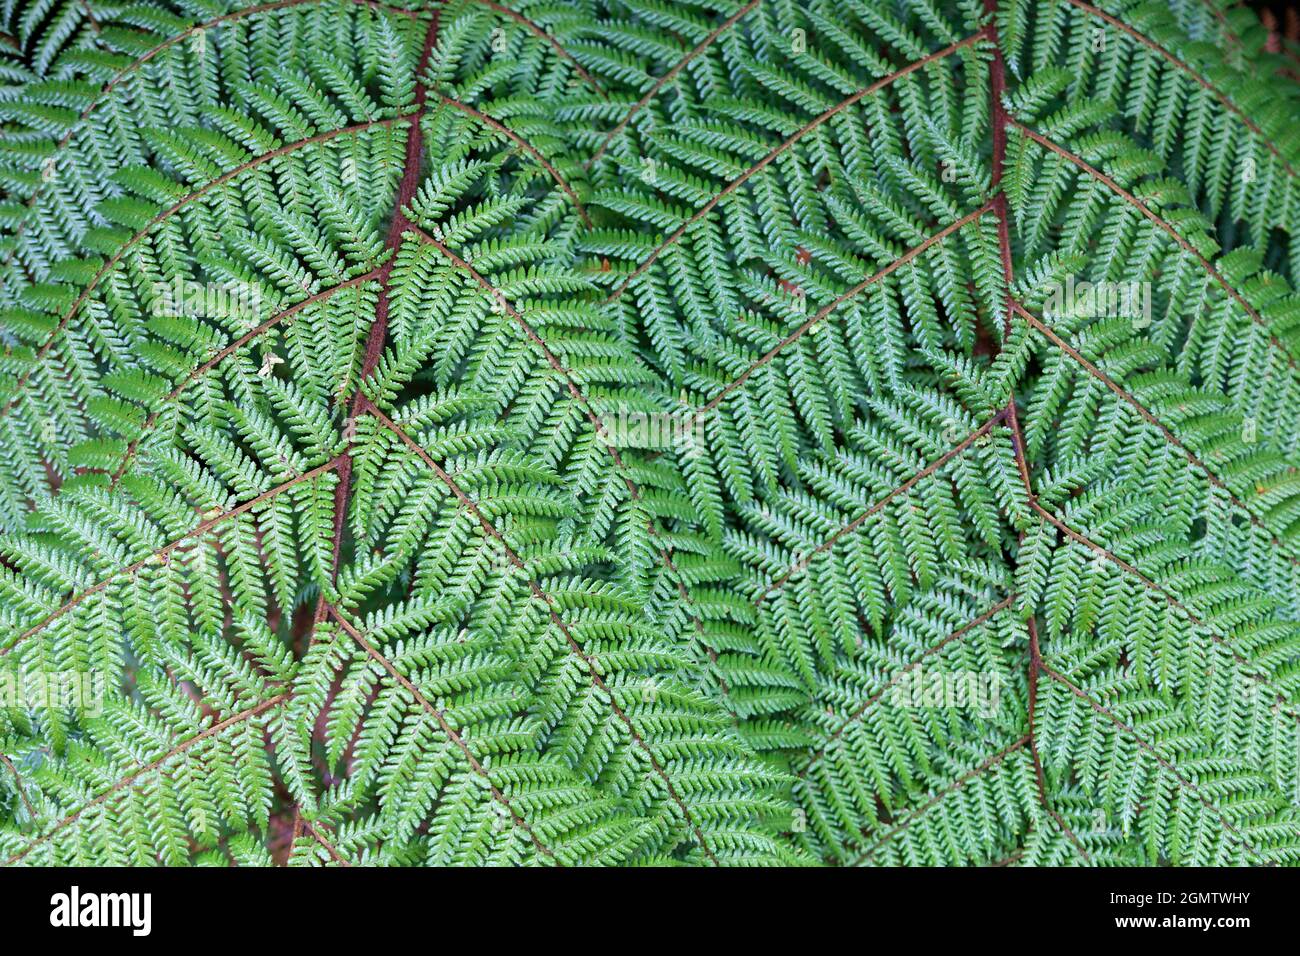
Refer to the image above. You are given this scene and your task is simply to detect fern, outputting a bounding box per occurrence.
[0,0,1298,867]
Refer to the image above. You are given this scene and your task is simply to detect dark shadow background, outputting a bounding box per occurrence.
[1247,1,1300,46]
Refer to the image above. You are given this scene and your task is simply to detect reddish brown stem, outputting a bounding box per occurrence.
[317,12,443,602]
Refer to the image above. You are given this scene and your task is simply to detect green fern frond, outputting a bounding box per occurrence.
[1,0,1297,869]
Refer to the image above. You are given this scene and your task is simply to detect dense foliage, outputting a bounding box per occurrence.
[0,0,1298,866]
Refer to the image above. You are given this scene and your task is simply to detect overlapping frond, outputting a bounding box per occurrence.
[1,0,1298,868]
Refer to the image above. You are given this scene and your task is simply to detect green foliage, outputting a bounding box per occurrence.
[1,0,1298,866]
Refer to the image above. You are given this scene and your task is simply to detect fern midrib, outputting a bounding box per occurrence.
[1063,0,1296,178]
[109,270,386,490]
[584,0,762,170]
[3,691,289,866]
[1010,119,1299,366]
[984,0,1089,859]
[756,411,1011,603]
[359,398,727,864]
[0,109,420,422]
[317,9,443,598]
[600,29,989,305]
[3,457,344,656]
[326,604,558,860]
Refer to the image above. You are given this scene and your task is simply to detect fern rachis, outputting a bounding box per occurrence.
[0,0,1298,867]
